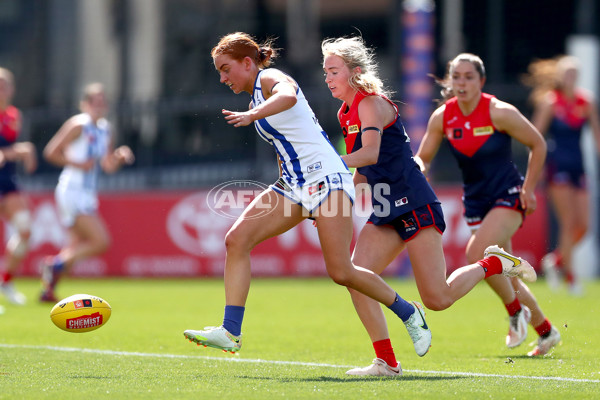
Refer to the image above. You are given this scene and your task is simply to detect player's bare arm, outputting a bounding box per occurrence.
[415,105,446,176]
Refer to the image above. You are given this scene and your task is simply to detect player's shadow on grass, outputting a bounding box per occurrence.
[235,375,465,382]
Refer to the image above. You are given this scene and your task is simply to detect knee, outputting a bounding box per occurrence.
[328,268,353,287]
[421,295,453,311]
[96,235,111,254]
[224,228,253,254]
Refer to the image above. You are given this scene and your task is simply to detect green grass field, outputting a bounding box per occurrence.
[1,277,599,399]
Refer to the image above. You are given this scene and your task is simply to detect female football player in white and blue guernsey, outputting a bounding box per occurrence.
[40,83,134,302]
[183,32,427,356]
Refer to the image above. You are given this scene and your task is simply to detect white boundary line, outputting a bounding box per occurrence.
[2,343,599,384]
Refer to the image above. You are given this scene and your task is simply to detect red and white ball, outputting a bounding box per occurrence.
[50,294,111,333]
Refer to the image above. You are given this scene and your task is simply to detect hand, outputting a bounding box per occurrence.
[18,142,37,174]
[520,190,537,215]
[223,109,254,127]
[114,146,135,165]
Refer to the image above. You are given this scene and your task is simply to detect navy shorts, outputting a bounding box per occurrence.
[545,162,586,189]
[464,193,525,230]
[375,202,446,242]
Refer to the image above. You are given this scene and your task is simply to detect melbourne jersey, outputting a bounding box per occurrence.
[251,69,349,187]
[546,89,590,173]
[443,93,523,202]
[57,113,110,193]
[338,91,439,225]
[0,105,21,189]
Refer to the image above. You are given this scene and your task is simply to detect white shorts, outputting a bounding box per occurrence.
[270,172,355,215]
[55,186,99,227]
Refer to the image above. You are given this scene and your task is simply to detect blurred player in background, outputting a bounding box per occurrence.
[417,53,560,357]
[184,32,434,359]
[322,38,537,377]
[525,55,600,296]
[39,83,134,302]
[0,67,37,306]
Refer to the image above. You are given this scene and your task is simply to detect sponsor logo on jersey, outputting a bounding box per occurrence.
[348,125,359,134]
[395,197,408,207]
[465,122,471,130]
[307,161,322,173]
[473,126,494,136]
[452,128,463,139]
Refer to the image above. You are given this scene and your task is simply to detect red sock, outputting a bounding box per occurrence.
[554,251,563,268]
[478,256,503,278]
[373,339,397,368]
[1,272,11,283]
[565,271,575,284]
[505,298,522,317]
[535,318,552,337]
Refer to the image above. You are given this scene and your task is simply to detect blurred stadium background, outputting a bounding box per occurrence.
[1,0,599,279]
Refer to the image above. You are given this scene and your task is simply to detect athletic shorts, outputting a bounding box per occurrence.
[270,172,355,216]
[545,162,586,189]
[372,202,446,242]
[55,186,99,227]
[0,178,18,197]
[464,193,525,231]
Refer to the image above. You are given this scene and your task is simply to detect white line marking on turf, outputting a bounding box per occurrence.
[2,343,599,384]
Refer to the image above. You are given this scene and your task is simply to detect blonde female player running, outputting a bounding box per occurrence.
[322,37,537,376]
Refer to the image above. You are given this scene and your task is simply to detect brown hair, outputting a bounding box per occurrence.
[211,32,278,69]
[434,53,486,103]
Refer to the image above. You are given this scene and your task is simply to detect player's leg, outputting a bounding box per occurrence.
[223,189,304,306]
[184,189,305,352]
[568,187,589,294]
[346,223,405,374]
[548,183,577,287]
[315,191,430,357]
[0,193,31,305]
[40,214,110,302]
[511,277,562,356]
[465,207,531,347]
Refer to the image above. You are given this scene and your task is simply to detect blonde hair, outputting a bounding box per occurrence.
[211,32,278,69]
[435,53,486,103]
[321,36,392,98]
[523,55,579,106]
[0,67,15,85]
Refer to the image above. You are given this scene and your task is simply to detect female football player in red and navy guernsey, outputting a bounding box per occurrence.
[0,67,37,306]
[185,32,438,361]
[525,55,600,296]
[322,38,536,377]
[417,53,560,357]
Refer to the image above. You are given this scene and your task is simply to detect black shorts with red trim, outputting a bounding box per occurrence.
[464,193,525,229]
[368,202,446,242]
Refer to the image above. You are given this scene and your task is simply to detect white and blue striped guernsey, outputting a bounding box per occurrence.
[251,69,349,187]
[57,113,110,193]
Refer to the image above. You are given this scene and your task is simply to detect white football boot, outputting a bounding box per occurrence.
[184,326,242,353]
[0,282,26,305]
[540,252,560,291]
[346,358,402,377]
[527,326,561,357]
[506,305,531,348]
[484,245,537,282]
[404,301,431,357]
